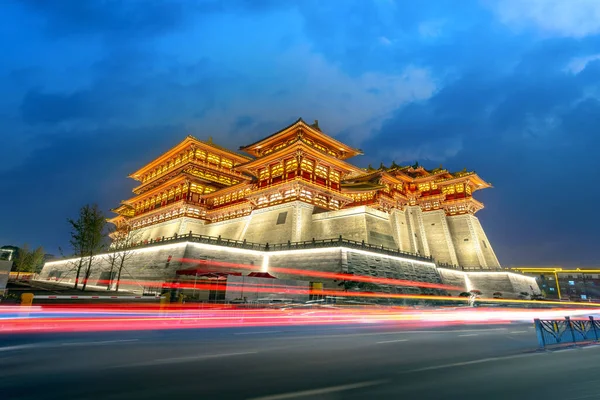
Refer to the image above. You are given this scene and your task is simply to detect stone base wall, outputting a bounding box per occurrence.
[40,242,441,295]
[40,242,189,292]
[437,268,540,299]
[40,243,526,298]
[436,269,468,296]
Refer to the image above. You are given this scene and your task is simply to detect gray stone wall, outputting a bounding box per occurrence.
[178,218,206,236]
[182,242,263,272]
[125,200,502,271]
[344,250,442,295]
[437,269,541,299]
[292,203,315,242]
[437,269,468,295]
[311,208,368,242]
[243,203,297,244]
[364,211,396,249]
[447,215,481,267]
[133,219,183,242]
[508,274,538,296]
[406,206,430,257]
[39,238,536,300]
[204,218,248,240]
[422,210,458,266]
[466,273,515,297]
[471,216,501,268]
[40,242,189,291]
[267,249,343,287]
[390,210,411,253]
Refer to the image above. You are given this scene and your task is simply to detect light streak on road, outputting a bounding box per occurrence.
[1,304,599,334]
[58,277,600,309]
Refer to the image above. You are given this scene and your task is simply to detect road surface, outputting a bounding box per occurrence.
[1,322,599,399]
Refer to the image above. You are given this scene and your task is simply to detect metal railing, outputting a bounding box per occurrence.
[110,233,432,262]
[436,262,507,272]
[534,316,600,348]
[267,236,432,262]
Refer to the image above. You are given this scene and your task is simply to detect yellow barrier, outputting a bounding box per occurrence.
[159,294,170,308]
[21,292,34,306]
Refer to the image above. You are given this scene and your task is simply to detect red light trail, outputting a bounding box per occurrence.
[177,257,462,291]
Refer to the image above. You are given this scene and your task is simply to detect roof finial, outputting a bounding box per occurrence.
[312,120,320,130]
[208,136,213,144]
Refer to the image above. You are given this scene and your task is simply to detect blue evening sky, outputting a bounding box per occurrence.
[1,0,599,267]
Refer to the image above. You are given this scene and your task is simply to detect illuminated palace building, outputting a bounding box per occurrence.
[43,119,538,298]
[110,118,499,270]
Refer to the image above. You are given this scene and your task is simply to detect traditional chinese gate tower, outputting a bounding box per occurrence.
[110,118,500,269]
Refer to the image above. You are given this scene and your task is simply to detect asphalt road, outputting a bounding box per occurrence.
[1,322,599,400]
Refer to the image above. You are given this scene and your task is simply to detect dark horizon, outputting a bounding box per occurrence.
[1,1,599,267]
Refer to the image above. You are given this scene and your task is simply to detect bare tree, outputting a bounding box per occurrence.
[102,247,119,291]
[67,204,107,291]
[67,210,87,289]
[111,229,141,291]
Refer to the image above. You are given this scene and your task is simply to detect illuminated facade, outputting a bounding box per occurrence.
[109,118,500,269]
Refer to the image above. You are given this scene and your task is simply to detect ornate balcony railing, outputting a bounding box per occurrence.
[111,233,433,263]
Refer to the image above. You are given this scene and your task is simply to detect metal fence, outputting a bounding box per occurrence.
[534,316,600,348]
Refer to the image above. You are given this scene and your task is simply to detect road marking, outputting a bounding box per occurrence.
[234,331,282,335]
[458,334,478,337]
[566,394,600,400]
[581,345,600,350]
[402,353,540,373]
[552,348,579,353]
[273,328,508,341]
[60,339,138,347]
[509,330,529,334]
[117,351,258,367]
[0,344,40,352]
[1,339,139,352]
[376,339,409,344]
[247,379,388,400]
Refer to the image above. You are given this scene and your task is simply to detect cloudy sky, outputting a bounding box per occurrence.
[1,0,599,267]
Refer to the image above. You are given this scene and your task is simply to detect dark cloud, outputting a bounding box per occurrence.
[21,0,188,38]
[20,0,298,40]
[20,89,117,124]
[233,115,255,130]
[17,53,233,126]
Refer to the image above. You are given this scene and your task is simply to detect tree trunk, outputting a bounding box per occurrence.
[74,258,84,289]
[107,258,116,291]
[81,254,93,291]
[115,257,125,291]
